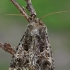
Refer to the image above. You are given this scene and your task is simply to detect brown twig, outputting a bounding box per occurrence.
[25,0,36,18]
[10,0,29,22]
[0,42,16,55]
[0,0,55,70]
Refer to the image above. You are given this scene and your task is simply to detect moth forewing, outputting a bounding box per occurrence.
[9,20,55,70]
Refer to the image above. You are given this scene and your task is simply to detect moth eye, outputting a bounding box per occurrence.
[28,25,33,30]
[29,17,32,21]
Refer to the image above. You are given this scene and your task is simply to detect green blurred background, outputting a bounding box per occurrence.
[0,0,70,70]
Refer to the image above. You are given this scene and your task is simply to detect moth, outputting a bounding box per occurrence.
[8,17,55,70]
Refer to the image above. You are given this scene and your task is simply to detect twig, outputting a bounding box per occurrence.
[0,42,16,55]
[25,0,36,18]
[10,0,29,22]
[0,0,55,70]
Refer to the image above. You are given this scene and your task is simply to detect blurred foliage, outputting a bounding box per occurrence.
[0,0,70,32]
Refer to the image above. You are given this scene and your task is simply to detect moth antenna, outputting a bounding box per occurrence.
[5,14,23,16]
[40,11,68,20]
